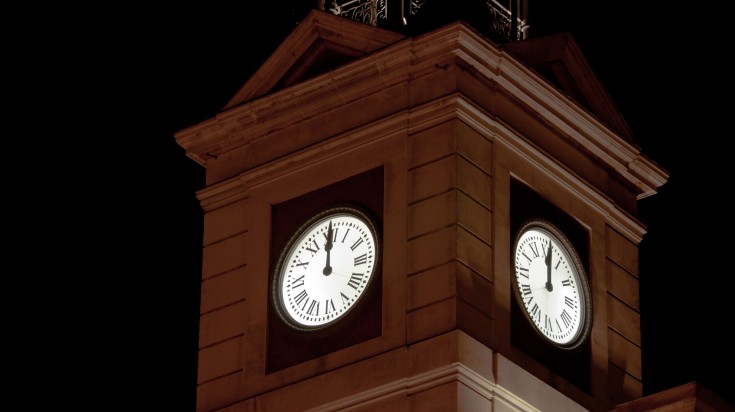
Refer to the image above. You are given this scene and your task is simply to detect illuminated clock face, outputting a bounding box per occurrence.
[512,219,592,350]
[273,206,380,330]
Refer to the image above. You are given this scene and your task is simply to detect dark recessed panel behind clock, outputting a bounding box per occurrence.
[510,180,589,264]
[267,166,384,374]
[509,178,591,393]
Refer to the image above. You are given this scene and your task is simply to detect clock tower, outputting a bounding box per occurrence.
[175,3,670,411]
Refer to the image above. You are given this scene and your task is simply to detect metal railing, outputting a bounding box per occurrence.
[320,0,528,43]
[324,0,386,25]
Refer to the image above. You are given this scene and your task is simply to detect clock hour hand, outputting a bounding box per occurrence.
[545,241,553,292]
[323,221,333,276]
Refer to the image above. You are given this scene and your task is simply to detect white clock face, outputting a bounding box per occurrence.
[273,206,379,330]
[512,220,591,349]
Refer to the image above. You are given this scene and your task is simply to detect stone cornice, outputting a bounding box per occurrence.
[301,361,586,412]
[177,21,667,200]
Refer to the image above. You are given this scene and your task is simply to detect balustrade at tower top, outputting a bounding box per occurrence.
[318,0,529,44]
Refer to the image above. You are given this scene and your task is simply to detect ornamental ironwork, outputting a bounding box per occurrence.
[409,0,426,15]
[486,0,528,43]
[323,0,387,26]
[320,0,528,43]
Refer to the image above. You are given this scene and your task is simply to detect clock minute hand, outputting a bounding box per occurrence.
[323,221,333,276]
[545,241,553,292]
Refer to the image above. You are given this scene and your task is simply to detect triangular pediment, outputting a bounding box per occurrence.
[224,10,405,110]
[503,32,634,142]
[225,12,633,143]
[177,20,666,201]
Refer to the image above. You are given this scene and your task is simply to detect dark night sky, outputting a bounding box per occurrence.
[42,2,730,410]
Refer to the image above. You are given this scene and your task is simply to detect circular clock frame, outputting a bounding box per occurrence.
[271,205,381,332]
[511,219,592,351]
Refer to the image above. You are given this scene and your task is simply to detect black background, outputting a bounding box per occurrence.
[27,2,731,410]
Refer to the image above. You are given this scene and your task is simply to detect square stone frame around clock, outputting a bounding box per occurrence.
[236,126,408,398]
[266,166,385,372]
[508,177,593,393]
[491,131,641,407]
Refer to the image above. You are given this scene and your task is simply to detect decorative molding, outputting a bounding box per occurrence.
[196,91,648,242]
[196,179,250,213]
[177,21,666,202]
[302,359,586,411]
[302,362,545,412]
[409,94,648,243]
